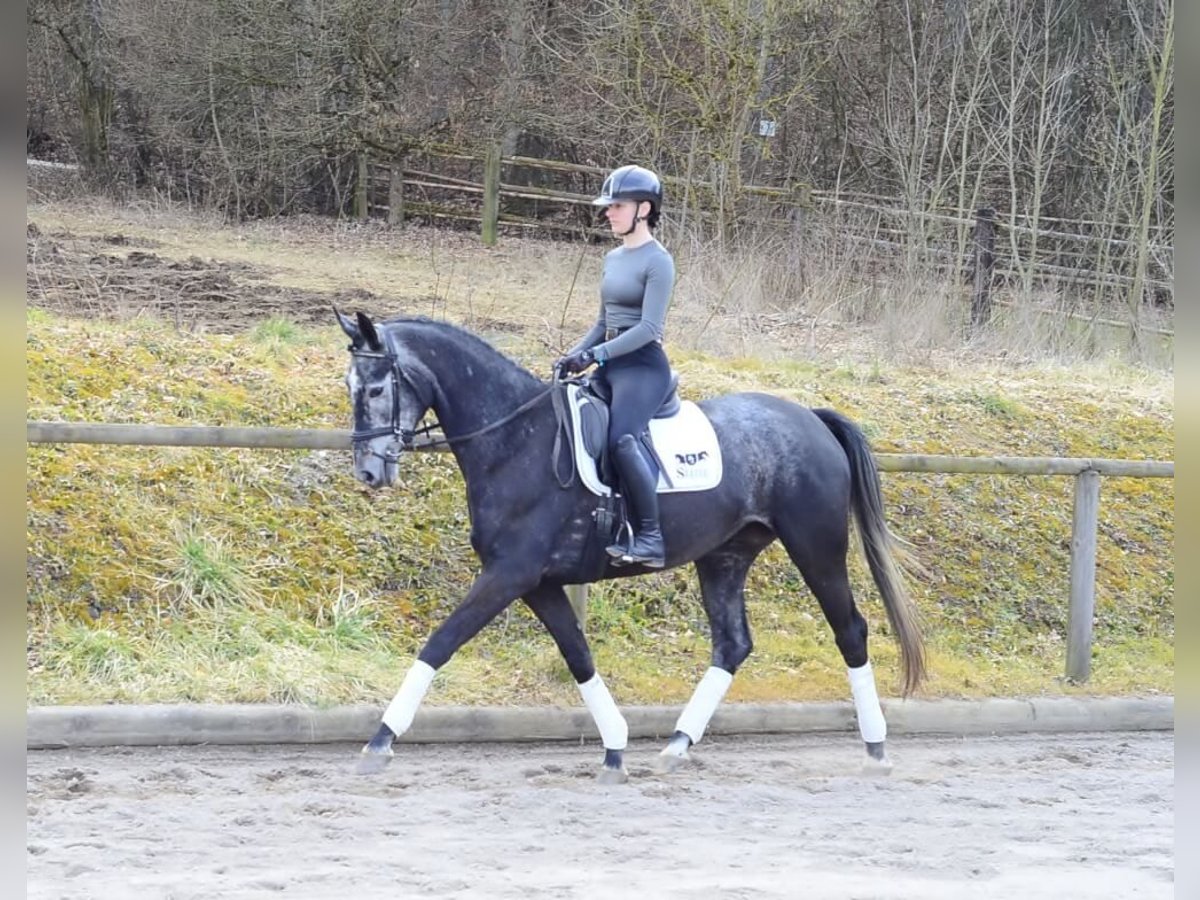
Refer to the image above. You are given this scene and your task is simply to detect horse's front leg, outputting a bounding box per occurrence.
[357,565,536,774]
[524,584,628,784]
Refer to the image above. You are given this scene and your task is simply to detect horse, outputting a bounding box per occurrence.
[336,310,925,781]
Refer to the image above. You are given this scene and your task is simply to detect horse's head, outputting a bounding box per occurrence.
[336,309,432,489]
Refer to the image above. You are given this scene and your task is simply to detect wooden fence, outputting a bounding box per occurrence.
[348,145,1173,337]
[361,145,812,243]
[27,420,1174,684]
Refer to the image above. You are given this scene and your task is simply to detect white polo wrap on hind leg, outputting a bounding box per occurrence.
[578,674,628,750]
[674,666,734,744]
[382,660,436,737]
[848,661,887,743]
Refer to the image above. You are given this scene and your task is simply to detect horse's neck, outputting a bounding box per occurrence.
[425,343,549,490]
[435,373,539,439]
[399,326,542,442]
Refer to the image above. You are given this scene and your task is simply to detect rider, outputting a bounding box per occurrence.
[555,164,675,568]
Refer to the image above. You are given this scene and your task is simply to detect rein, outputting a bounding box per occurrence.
[414,386,556,450]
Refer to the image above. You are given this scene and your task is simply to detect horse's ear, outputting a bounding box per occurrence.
[334,306,362,348]
[356,311,383,352]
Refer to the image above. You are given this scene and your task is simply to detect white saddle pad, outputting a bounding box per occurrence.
[568,385,723,497]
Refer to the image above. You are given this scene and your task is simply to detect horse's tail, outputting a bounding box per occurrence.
[814,408,926,696]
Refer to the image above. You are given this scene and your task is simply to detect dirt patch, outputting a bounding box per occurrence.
[22,217,851,359]
[26,226,409,332]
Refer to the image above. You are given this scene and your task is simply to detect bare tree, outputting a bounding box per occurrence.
[540,0,816,238]
[29,0,115,174]
[24,0,1174,334]
[1109,0,1173,345]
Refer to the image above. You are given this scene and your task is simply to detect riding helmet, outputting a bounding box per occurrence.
[592,165,663,215]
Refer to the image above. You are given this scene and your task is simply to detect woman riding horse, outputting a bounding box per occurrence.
[555,164,675,569]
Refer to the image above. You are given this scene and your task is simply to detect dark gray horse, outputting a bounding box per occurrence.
[337,311,924,781]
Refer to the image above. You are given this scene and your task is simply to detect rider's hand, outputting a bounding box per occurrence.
[554,349,595,376]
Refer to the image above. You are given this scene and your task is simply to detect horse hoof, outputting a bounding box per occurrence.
[861,755,894,776]
[596,766,629,785]
[356,748,395,776]
[654,750,689,774]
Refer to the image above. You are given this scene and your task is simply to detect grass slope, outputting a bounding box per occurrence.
[26,201,1174,708]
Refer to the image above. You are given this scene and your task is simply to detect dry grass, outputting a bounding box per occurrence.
[658,213,1174,370]
[27,195,597,353]
[25,197,1174,708]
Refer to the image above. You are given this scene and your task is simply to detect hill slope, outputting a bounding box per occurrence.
[26,200,1174,707]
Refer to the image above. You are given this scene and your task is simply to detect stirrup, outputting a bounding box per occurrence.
[606,521,634,560]
[609,532,666,568]
[620,551,665,569]
[613,547,665,568]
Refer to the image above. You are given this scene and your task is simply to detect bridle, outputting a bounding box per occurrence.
[348,347,431,463]
[348,345,560,465]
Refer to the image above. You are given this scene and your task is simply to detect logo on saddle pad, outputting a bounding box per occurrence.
[567,384,723,497]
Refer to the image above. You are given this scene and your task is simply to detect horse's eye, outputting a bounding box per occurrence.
[368,387,384,398]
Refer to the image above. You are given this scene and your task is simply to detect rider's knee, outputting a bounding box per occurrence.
[610,432,638,457]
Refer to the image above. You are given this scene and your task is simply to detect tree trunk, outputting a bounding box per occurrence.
[354,151,369,221]
[388,158,406,227]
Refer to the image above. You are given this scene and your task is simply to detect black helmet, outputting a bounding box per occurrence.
[592,165,663,214]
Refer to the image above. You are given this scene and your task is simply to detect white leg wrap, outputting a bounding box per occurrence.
[382,660,436,737]
[848,661,887,743]
[578,674,628,750]
[674,666,734,745]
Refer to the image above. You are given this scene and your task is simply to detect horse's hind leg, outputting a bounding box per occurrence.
[524,583,628,784]
[657,542,761,773]
[777,524,893,773]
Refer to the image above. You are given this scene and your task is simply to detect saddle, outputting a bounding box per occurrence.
[576,371,681,487]
[563,375,722,498]
[555,371,722,582]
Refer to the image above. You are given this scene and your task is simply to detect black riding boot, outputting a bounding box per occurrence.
[606,434,666,568]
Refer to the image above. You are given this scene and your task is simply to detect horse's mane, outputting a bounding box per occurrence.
[380,316,544,388]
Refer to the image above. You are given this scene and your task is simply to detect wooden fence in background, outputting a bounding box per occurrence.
[27,420,1174,684]
[347,145,1172,337]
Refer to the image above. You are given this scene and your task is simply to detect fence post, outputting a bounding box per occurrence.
[354,151,369,221]
[481,143,501,246]
[1066,469,1101,682]
[565,584,588,626]
[789,181,809,245]
[387,156,406,227]
[971,207,996,331]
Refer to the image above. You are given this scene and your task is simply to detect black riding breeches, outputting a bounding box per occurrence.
[594,341,671,467]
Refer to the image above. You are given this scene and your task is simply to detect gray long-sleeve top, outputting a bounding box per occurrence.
[569,239,676,362]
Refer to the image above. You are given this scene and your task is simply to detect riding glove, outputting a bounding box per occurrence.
[555,348,595,375]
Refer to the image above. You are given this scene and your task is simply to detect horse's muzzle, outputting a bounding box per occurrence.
[357,466,395,489]
[354,442,402,489]
[356,461,400,489]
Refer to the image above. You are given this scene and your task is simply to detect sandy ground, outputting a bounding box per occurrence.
[27,730,1172,899]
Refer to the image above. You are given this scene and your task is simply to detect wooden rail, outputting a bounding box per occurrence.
[359,145,1173,336]
[27,420,1174,683]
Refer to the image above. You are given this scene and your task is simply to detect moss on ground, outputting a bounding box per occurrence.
[27,311,1173,707]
